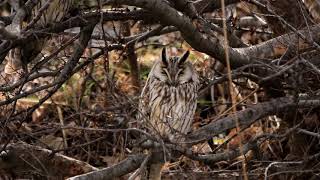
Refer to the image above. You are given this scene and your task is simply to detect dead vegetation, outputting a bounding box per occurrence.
[0,0,320,179]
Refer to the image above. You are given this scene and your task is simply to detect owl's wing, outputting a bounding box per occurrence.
[137,61,159,122]
[137,75,151,123]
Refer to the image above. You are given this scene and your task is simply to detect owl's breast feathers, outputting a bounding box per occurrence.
[145,78,198,140]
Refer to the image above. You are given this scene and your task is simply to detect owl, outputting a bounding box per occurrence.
[138,47,199,179]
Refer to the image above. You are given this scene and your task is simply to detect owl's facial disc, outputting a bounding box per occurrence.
[154,48,193,86]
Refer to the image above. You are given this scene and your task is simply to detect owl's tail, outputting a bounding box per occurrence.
[147,162,164,180]
[142,149,164,180]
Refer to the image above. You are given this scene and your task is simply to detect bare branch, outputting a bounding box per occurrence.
[0,142,97,178]
[67,154,146,180]
[187,97,320,144]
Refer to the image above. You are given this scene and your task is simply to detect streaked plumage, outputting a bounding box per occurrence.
[32,0,76,27]
[138,48,199,179]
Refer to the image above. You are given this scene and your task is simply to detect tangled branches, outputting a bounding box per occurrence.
[0,0,320,179]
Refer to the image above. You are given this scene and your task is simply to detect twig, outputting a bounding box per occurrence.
[128,154,151,180]
[264,161,302,180]
[24,0,54,30]
[57,106,68,149]
[127,25,164,47]
[298,128,320,138]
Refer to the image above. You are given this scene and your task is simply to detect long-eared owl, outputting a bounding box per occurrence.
[138,47,199,180]
[138,47,199,142]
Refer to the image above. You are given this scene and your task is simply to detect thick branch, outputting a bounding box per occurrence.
[103,0,320,68]
[187,97,320,143]
[0,142,97,178]
[0,9,151,61]
[194,0,240,13]
[67,154,146,180]
[104,0,251,68]
[235,24,320,59]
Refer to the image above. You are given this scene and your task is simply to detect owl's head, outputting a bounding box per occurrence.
[151,48,198,86]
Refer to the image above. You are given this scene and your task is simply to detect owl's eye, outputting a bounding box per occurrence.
[161,68,168,76]
[177,68,183,75]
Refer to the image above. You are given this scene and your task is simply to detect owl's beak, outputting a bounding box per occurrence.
[166,73,178,86]
[169,80,178,87]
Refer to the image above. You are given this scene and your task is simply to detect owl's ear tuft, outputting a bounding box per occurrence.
[178,50,190,65]
[162,47,168,67]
